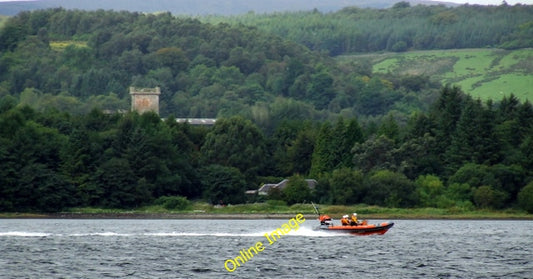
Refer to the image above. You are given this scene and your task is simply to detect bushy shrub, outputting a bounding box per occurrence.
[154,196,190,210]
[415,174,444,207]
[282,175,311,205]
[364,170,417,207]
[518,181,533,213]
[473,185,508,209]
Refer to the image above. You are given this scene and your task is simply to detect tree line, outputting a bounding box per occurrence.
[1,86,532,212]
[204,2,533,55]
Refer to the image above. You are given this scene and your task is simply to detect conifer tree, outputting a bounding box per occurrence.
[431,85,464,173]
[517,100,533,142]
[474,99,501,165]
[377,114,400,143]
[287,128,315,175]
[310,122,335,177]
[445,97,479,173]
[342,118,364,168]
[331,117,346,168]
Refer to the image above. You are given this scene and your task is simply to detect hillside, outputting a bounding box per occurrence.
[1,6,531,119]
[202,4,533,55]
[340,48,533,101]
[0,8,445,122]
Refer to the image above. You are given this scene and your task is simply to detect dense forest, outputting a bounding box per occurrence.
[0,8,448,125]
[0,7,532,213]
[1,87,533,212]
[203,2,533,55]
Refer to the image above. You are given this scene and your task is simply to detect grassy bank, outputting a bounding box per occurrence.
[339,48,533,101]
[2,202,531,220]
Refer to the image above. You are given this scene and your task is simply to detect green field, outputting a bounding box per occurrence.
[340,48,533,101]
[0,15,9,28]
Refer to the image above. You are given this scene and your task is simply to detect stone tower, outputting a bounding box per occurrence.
[130,86,160,114]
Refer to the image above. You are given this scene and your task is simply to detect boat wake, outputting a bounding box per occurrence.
[0,232,53,237]
[0,227,344,238]
[288,226,343,237]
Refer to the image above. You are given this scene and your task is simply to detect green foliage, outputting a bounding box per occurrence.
[0,95,18,113]
[200,164,247,205]
[204,4,533,54]
[473,185,508,209]
[352,135,396,172]
[431,85,464,163]
[364,170,417,207]
[0,106,76,212]
[270,120,316,176]
[491,164,526,202]
[310,122,335,177]
[415,175,444,208]
[377,114,400,142]
[282,175,312,205]
[154,196,190,210]
[201,116,267,178]
[445,97,500,172]
[328,168,364,205]
[449,163,499,189]
[89,157,138,208]
[306,67,334,109]
[500,21,533,49]
[395,133,440,179]
[391,41,408,52]
[2,7,530,123]
[520,136,533,171]
[445,183,473,204]
[518,181,533,213]
[0,95,531,212]
[1,9,345,117]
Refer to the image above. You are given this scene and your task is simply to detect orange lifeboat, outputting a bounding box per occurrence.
[311,202,394,235]
[317,217,394,235]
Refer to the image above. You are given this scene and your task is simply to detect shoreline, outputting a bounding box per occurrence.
[1,212,532,220]
[0,212,313,220]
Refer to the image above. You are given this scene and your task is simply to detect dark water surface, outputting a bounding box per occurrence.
[1,219,531,278]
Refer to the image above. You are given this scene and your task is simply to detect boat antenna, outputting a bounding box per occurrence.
[311,201,321,216]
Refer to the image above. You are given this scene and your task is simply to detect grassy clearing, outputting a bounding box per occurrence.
[468,73,533,101]
[0,15,9,28]
[341,48,533,102]
[49,40,89,51]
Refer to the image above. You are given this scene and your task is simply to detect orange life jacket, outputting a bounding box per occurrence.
[341,218,350,225]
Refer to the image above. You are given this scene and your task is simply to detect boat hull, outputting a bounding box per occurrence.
[317,222,394,235]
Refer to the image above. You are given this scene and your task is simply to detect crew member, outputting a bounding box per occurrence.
[320,215,332,226]
[350,213,358,226]
[341,215,350,226]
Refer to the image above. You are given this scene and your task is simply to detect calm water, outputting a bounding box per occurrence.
[0,218,531,278]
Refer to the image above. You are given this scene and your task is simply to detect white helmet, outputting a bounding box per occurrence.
[353,213,357,216]
[343,215,349,218]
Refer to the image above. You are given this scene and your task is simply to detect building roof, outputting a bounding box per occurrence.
[175,118,217,125]
[255,179,317,195]
[129,86,161,95]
